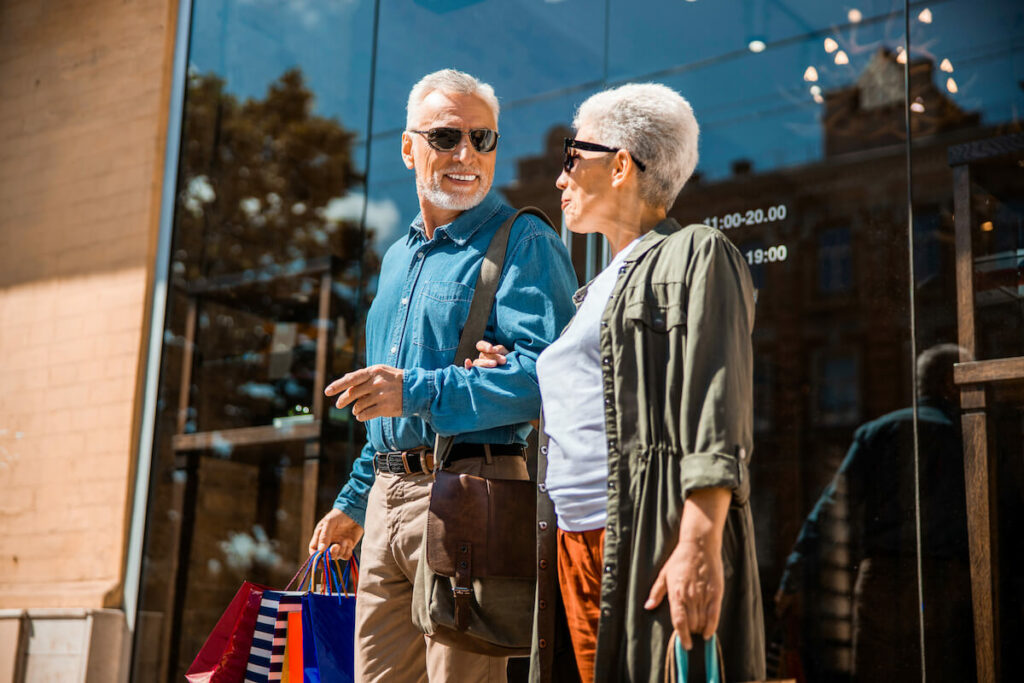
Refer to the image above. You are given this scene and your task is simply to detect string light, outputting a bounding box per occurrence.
[981,221,994,232]
[940,58,953,73]
[748,39,767,53]
[813,92,824,104]
[810,85,822,95]
[824,37,839,53]
[834,50,849,65]
[848,8,862,23]
[918,8,933,24]
[946,77,958,93]
[896,47,907,64]
[803,66,819,82]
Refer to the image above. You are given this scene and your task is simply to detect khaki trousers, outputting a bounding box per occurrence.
[355,455,528,683]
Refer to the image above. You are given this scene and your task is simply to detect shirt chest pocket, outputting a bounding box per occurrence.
[413,280,476,352]
[624,299,687,334]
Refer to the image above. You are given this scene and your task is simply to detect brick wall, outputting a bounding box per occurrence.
[0,0,177,608]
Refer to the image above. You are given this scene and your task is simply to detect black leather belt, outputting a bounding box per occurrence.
[373,443,525,475]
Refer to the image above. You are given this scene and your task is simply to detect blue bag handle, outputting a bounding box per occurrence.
[668,633,723,683]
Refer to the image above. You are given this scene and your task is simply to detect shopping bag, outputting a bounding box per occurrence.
[300,552,359,683]
[247,554,320,682]
[664,632,797,683]
[186,581,267,683]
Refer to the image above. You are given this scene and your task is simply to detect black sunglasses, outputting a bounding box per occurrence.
[409,127,500,153]
[563,137,647,174]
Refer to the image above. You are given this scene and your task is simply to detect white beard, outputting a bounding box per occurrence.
[416,167,491,212]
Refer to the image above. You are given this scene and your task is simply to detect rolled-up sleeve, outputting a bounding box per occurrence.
[678,233,756,495]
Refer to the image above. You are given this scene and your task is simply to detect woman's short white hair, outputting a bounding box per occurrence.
[406,69,500,129]
[574,83,699,210]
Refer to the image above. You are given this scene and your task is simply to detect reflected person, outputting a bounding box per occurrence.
[471,83,765,683]
[306,69,577,683]
[776,343,974,683]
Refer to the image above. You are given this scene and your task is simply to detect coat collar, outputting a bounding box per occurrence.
[571,218,685,305]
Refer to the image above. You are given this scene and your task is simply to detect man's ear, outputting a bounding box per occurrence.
[609,149,632,188]
[401,132,415,170]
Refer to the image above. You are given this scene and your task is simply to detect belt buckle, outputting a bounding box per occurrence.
[388,454,406,475]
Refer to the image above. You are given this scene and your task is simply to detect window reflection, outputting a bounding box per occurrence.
[134,0,1024,680]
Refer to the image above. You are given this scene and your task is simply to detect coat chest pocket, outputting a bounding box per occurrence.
[413,280,475,351]
[624,300,686,333]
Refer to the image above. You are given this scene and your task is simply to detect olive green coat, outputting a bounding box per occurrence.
[531,220,766,682]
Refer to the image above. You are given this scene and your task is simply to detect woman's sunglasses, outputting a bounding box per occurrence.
[563,137,647,174]
[409,127,500,153]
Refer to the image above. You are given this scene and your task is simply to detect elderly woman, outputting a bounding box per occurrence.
[470,83,765,682]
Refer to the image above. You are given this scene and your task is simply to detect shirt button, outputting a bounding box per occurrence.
[604,565,613,574]
[539,599,547,610]
[608,480,616,489]
[539,639,547,649]
[602,358,610,365]
[601,607,611,617]
[401,297,408,305]
[540,445,547,455]
[604,398,611,405]
[539,559,548,570]
[538,521,548,530]
[538,483,547,493]
[417,252,424,259]
[390,346,397,354]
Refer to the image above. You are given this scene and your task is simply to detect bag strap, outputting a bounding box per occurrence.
[664,633,725,683]
[433,207,556,470]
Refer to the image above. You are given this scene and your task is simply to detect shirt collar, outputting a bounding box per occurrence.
[407,193,503,246]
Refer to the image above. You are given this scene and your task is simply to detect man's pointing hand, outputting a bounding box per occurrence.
[325,364,404,421]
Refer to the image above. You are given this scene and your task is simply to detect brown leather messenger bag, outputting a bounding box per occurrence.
[411,207,554,656]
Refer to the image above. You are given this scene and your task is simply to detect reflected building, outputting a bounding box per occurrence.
[504,47,1017,681]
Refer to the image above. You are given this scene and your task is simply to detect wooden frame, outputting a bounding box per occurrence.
[949,132,1024,683]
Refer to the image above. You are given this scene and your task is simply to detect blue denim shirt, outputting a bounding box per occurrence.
[333,193,577,526]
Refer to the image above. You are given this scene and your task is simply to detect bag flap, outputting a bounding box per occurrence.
[426,471,536,579]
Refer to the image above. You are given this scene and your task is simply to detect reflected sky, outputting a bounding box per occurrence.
[185,0,1024,247]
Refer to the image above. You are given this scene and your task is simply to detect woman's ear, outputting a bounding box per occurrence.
[609,149,633,188]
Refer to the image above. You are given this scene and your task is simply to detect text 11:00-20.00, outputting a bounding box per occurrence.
[704,205,787,230]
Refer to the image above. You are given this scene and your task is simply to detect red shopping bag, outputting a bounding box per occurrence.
[186,581,268,683]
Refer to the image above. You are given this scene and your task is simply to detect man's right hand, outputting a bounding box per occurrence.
[308,508,364,560]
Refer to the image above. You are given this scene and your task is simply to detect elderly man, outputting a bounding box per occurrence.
[307,69,577,682]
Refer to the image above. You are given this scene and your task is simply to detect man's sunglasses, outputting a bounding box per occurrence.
[563,137,647,174]
[409,127,500,153]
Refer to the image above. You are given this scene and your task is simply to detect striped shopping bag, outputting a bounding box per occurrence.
[244,590,303,682]
[244,554,320,682]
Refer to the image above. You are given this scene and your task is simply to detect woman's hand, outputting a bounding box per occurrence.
[463,340,510,369]
[644,487,731,649]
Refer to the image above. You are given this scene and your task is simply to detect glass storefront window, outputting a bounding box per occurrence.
[135,1,1023,680]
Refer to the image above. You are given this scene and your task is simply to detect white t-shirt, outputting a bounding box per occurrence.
[536,238,640,531]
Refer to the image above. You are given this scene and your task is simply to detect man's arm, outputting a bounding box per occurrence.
[403,222,577,435]
[306,440,375,559]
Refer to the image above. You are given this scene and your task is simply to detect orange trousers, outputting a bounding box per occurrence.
[556,527,606,683]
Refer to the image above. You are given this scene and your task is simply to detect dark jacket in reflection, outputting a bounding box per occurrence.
[779,397,974,683]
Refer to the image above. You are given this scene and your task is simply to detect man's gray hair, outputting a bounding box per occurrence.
[406,69,500,129]
[574,83,699,210]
